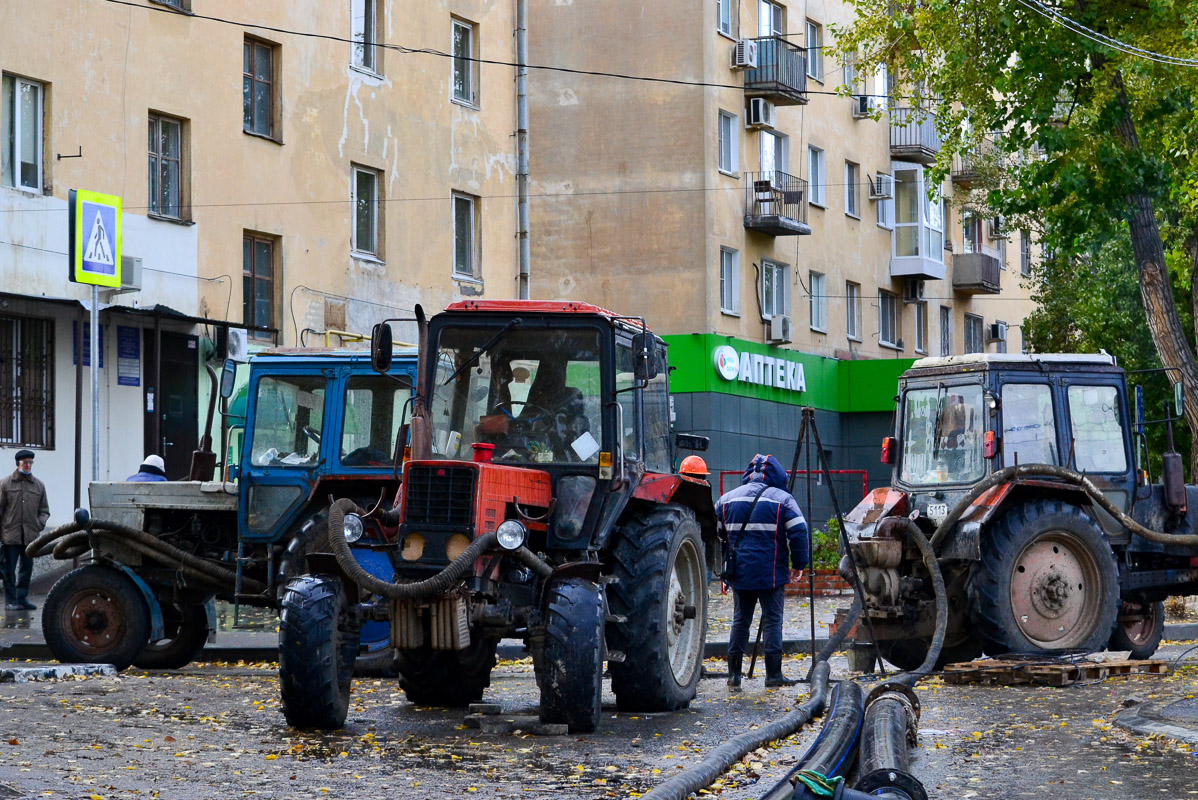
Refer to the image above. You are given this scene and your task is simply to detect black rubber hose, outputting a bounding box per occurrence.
[892,521,946,686]
[929,463,1198,549]
[815,596,861,665]
[325,498,552,600]
[759,679,865,800]
[640,660,831,800]
[855,685,927,800]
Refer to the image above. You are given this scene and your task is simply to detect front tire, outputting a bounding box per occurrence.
[278,576,360,729]
[971,500,1118,656]
[43,565,151,671]
[395,637,498,707]
[133,602,209,670]
[607,504,707,712]
[1109,600,1164,660]
[536,578,604,733]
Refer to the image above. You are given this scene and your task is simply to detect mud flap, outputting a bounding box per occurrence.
[115,564,165,641]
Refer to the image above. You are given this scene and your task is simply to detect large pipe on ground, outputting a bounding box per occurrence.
[855,683,927,800]
[760,679,864,800]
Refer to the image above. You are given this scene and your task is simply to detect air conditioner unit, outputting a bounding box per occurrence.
[869,172,894,200]
[100,255,142,298]
[986,322,1008,343]
[987,216,1008,240]
[226,327,249,363]
[902,278,925,303]
[745,98,775,130]
[731,39,758,70]
[769,314,793,343]
[851,94,879,118]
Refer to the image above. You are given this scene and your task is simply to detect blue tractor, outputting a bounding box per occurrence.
[34,347,417,672]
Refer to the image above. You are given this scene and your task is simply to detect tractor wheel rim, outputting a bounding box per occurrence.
[1118,601,1156,647]
[1009,532,1102,648]
[666,537,704,685]
[63,589,127,656]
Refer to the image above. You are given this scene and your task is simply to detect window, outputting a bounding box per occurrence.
[351,0,379,72]
[452,19,477,105]
[720,248,740,315]
[807,146,825,206]
[1020,231,1032,276]
[964,313,984,354]
[718,111,737,174]
[805,21,823,81]
[762,261,788,319]
[453,193,477,277]
[0,314,54,448]
[809,272,827,332]
[250,375,325,468]
[2,75,43,191]
[845,161,859,217]
[148,114,184,219]
[913,302,927,353]
[874,173,894,229]
[243,38,276,138]
[893,166,943,261]
[759,1,784,36]
[842,50,858,90]
[243,233,277,338]
[846,282,862,340]
[1067,385,1127,473]
[1002,384,1058,468]
[341,374,413,467]
[759,130,788,176]
[940,305,952,356]
[962,212,981,254]
[352,166,380,256]
[879,290,899,347]
[717,0,735,36]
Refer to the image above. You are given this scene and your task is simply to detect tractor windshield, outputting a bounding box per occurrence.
[900,384,986,485]
[429,325,604,464]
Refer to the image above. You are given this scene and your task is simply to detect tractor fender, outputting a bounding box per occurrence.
[113,564,165,642]
[939,481,1098,561]
[203,598,217,644]
[629,473,718,570]
[303,551,362,603]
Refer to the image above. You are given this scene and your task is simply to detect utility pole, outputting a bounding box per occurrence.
[516,0,530,299]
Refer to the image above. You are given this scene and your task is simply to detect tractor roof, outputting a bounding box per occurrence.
[912,352,1118,369]
[443,299,648,330]
[252,346,417,363]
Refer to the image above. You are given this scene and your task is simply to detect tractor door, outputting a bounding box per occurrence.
[1059,377,1135,512]
[998,379,1060,468]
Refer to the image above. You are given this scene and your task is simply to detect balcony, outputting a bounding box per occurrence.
[951,141,995,187]
[953,252,1002,294]
[743,36,808,106]
[744,171,810,236]
[890,107,941,164]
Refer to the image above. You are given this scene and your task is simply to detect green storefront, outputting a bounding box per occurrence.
[663,333,912,520]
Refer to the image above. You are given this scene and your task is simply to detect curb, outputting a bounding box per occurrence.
[1114,700,1198,745]
[1164,623,1198,641]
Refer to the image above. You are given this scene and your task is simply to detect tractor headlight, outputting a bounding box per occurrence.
[343,513,365,544]
[496,520,528,551]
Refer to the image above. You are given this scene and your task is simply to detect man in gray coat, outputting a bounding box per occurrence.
[1,449,49,610]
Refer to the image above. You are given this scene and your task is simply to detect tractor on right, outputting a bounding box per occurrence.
[844,353,1198,670]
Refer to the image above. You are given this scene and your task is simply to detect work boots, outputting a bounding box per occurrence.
[764,654,797,687]
[727,655,743,689]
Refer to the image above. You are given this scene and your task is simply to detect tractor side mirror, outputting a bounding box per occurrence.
[675,433,709,452]
[632,333,660,381]
[371,323,393,373]
[219,358,237,399]
[1175,381,1185,418]
[881,437,897,464]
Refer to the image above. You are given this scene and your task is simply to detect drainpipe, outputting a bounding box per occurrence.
[516,0,530,299]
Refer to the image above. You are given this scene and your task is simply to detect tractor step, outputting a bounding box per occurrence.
[606,650,626,663]
[942,657,1168,688]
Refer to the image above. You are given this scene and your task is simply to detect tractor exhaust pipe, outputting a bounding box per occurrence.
[410,304,433,462]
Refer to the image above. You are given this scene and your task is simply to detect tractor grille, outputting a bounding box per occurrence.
[405,464,476,527]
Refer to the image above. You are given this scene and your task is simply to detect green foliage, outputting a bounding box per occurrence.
[810,518,842,572]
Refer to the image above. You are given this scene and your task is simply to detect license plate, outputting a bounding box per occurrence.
[926,503,949,523]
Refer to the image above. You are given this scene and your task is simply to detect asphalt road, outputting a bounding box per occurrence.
[3,647,1198,800]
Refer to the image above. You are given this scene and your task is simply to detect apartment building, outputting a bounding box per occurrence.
[0,0,518,519]
[527,0,1035,511]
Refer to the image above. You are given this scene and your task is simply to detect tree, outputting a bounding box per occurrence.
[837,0,1198,472]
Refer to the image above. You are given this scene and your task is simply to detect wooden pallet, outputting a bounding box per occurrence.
[942,657,1168,687]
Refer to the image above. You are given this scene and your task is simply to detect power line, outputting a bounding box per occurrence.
[1012,0,1198,67]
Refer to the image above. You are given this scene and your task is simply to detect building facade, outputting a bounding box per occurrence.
[0,0,520,521]
[527,0,1037,510]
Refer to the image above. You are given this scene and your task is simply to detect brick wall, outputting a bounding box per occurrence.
[785,568,852,597]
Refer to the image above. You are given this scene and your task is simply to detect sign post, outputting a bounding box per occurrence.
[68,190,122,483]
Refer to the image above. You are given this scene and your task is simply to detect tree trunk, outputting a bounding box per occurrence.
[1111,72,1198,480]
[1188,229,1198,477]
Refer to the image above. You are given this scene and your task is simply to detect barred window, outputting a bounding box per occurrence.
[0,315,54,448]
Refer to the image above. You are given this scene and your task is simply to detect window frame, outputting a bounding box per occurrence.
[147,112,186,221]
[718,110,738,175]
[2,74,44,192]
[875,171,894,229]
[351,164,381,258]
[809,271,827,333]
[243,37,278,140]
[759,0,784,37]
[351,0,380,74]
[805,20,823,82]
[243,232,279,340]
[759,129,788,175]
[963,312,984,354]
[451,18,478,107]
[1020,231,1032,276]
[940,305,952,356]
[807,145,825,206]
[878,289,900,348]
[913,301,927,354]
[844,160,860,218]
[846,281,862,341]
[452,192,479,279]
[761,260,789,320]
[720,247,741,316]
[0,313,55,449]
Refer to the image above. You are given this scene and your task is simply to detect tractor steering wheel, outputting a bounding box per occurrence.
[302,425,322,445]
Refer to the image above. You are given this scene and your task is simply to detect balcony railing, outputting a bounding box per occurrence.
[890,107,941,164]
[952,252,1001,294]
[743,37,808,106]
[744,170,810,236]
[951,140,995,186]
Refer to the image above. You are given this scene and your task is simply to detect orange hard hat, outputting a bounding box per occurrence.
[679,455,710,476]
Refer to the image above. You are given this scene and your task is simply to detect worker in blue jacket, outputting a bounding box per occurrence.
[716,453,809,688]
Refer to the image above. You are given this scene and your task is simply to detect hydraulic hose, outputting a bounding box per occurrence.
[855,684,927,800]
[25,516,266,594]
[326,498,552,601]
[760,679,864,800]
[929,463,1198,549]
[641,660,831,800]
[892,520,946,686]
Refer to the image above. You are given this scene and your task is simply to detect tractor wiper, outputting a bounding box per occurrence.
[931,383,947,460]
[442,318,523,386]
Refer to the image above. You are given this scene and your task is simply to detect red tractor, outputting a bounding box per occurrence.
[276,301,718,732]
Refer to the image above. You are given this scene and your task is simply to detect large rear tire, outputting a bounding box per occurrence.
[278,576,360,729]
[43,565,150,671]
[970,500,1119,656]
[395,637,497,707]
[133,602,209,670]
[1109,600,1165,660]
[607,504,707,712]
[536,577,604,734]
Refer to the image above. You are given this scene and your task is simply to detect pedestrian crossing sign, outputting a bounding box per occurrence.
[69,189,122,287]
